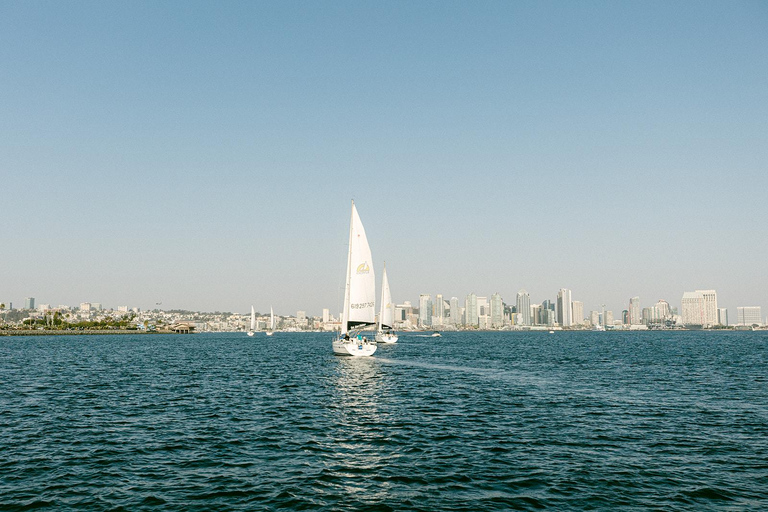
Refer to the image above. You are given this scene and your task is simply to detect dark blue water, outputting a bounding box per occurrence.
[1,331,767,511]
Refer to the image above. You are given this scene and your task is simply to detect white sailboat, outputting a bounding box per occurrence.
[266,306,275,336]
[247,305,256,336]
[332,200,377,356]
[375,263,398,343]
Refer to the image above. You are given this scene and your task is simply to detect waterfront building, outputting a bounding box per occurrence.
[556,289,572,327]
[681,292,705,326]
[737,306,762,326]
[490,293,503,328]
[589,310,599,326]
[477,296,489,329]
[605,310,614,326]
[24,297,35,310]
[531,304,541,325]
[449,297,460,325]
[628,297,641,325]
[465,293,478,328]
[572,301,584,325]
[322,308,330,324]
[695,290,718,327]
[434,294,445,327]
[717,308,728,326]
[419,294,432,328]
[516,290,531,326]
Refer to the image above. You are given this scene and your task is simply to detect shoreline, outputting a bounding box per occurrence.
[0,329,159,336]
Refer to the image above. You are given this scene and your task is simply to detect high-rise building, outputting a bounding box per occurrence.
[80,302,92,312]
[490,293,503,328]
[717,308,728,326]
[434,294,445,327]
[681,292,705,326]
[737,306,762,326]
[589,310,599,326]
[449,297,460,325]
[418,294,432,328]
[322,308,330,324]
[465,293,478,328]
[605,310,614,326]
[477,296,489,329]
[516,290,531,326]
[695,290,718,327]
[24,297,35,310]
[572,301,584,325]
[628,297,641,325]
[556,288,572,327]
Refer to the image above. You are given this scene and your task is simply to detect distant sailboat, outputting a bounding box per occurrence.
[247,305,256,336]
[375,263,398,343]
[266,306,275,336]
[332,200,377,356]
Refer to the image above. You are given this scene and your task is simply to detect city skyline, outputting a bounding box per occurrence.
[2,2,766,316]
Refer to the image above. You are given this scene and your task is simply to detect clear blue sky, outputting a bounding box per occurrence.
[2,1,766,318]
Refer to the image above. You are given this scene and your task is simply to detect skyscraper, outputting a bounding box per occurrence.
[628,297,641,325]
[465,293,478,328]
[24,297,35,310]
[418,294,432,328]
[681,291,705,326]
[490,293,503,328]
[449,297,460,325]
[556,288,572,327]
[572,301,584,325]
[434,294,445,327]
[516,289,531,326]
[695,290,718,327]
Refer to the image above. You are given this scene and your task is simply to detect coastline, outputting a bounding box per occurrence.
[0,329,159,336]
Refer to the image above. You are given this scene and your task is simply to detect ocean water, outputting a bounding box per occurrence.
[1,331,766,511]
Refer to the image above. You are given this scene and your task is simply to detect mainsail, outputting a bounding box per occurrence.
[379,264,394,330]
[341,201,376,334]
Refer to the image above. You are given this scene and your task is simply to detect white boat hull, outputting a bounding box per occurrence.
[333,337,377,356]
[265,332,274,336]
[247,331,255,337]
[375,331,398,343]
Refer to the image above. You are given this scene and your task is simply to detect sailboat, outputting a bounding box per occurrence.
[375,263,398,343]
[247,305,256,336]
[332,200,377,356]
[266,306,275,336]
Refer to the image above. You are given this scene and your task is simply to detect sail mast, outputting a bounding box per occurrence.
[341,200,355,335]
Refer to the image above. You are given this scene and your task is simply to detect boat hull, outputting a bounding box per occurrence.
[375,331,398,343]
[332,337,377,356]
[247,332,255,337]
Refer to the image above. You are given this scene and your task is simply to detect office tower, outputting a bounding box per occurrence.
[737,306,762,326]
[434,294,444,327]
[605,310,614,326]
[695,290,718,327]
[572,301,584,325]
[655,300,671,320]
[24,297,35,310]
[419,294,432,328]
[717,308,728,326]
[516,290,531,326]
[641,307,652,325]
[556,288,572,327]
[628,297,641,325]
[490,293,503,328]
[530,304,541,325]
[449,297,459,325]
[590,310,599,326]
[465,293,478,328]
[477,296,489,329]
[681,292,705,326]
[323,308,330,324]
